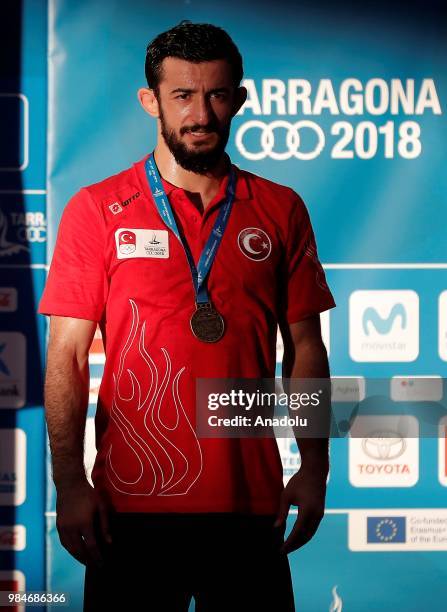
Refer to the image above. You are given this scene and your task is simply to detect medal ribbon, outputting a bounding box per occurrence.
[145,152,236,305]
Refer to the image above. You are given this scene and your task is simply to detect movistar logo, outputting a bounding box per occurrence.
[362,303,407,335]
[153,188,164,197]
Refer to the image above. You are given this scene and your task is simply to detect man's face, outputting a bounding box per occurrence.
[155,57,241,173]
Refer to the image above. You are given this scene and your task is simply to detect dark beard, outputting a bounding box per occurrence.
[159,104,231,174]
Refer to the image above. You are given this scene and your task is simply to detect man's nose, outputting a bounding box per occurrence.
[190,96,214,125]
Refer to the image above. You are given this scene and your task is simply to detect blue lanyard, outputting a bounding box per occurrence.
[144,152,236,304]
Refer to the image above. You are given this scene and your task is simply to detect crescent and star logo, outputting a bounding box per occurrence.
[237,227,272,261]
[118,230,136,254]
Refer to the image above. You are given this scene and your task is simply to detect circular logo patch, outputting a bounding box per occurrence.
[237,227,272,261]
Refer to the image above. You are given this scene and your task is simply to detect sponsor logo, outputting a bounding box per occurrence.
[349,509,447,551]
[362,303,406,335]
[391,376,443,402]
[367,516,406,543]
[331,377,365,403]
[349,416,419,487]
[107,191,141,215]
[362,432,406,460]
[115,228,169,259]
[109,202,123,215]
[237,227,272,261]
[349,290,419,362]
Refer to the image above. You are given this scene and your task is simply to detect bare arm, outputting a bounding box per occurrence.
[44,315,111,566]
[282,315,330,469]
[44,315,96,489]
[274,314,331,554]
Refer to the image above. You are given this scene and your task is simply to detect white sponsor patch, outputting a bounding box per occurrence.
[115,228,169,259]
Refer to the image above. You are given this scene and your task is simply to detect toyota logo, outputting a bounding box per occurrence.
[361,431,406,460]
[235,120,325,160]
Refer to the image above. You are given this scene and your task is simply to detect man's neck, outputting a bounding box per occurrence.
[153,142,229,212]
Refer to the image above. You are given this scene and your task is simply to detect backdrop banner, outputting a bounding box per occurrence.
[46,1,446,610]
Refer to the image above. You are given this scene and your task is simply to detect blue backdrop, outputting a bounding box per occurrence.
[1,0,445,610]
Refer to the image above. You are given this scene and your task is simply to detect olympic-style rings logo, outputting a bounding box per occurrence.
[235,120,325,161]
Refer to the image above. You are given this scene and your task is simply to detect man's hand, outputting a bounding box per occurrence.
[56,479,113,567]
[273,463,328,555]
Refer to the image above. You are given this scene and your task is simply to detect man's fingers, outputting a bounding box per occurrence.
[280,509,321,554]
[81,525,104,566]
[59,531,88,566]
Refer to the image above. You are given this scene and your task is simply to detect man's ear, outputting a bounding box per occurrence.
[137,87,160,118]
[231,85,248,117]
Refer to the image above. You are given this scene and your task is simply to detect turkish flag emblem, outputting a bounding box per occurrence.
[118,230,136,254]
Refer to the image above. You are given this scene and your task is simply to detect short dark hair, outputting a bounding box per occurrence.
[145,20,243,94]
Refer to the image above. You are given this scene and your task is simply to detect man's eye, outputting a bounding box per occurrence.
[176,93,189,100]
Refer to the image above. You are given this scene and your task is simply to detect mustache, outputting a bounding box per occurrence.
[180,124,220,135]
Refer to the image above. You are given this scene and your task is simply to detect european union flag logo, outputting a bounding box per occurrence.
[367,516,406,543]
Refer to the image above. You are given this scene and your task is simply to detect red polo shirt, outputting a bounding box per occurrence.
[38,152,336,514]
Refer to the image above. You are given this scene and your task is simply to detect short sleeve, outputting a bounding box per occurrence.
[283,193,336,324]
[37,187,109,322]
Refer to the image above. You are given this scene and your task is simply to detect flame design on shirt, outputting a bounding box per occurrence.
[105,298,203,496]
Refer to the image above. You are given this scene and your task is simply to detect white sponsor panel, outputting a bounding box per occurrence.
[0,332,26,408]
[349,509,447,551]
[349,290,419,362]
[115,228,169,259]
[331,377,365,403]
[391,376,443,402]
[0,525,26,550]
[0,429,26,505]
[349,415,419,487]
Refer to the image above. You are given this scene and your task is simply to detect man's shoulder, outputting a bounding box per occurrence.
[80,156,144,205]
[237,165,305,212]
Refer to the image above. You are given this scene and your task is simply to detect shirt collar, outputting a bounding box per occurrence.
[139,153,251,202]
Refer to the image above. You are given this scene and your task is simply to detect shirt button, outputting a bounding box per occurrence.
[191,215,198,223]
